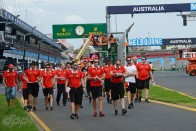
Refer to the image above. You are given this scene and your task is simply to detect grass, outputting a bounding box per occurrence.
[0,95,38,131]
[147,85,196,108]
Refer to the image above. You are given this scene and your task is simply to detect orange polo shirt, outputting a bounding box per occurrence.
[25,68,40,83]
[40,70,55,88]
[3,70,18,87]
[88,66,104,87]
[136,63,152,80]
[66,70,85,88]
[103,65,112,79]
[110,65,126,83]
[56,69,67,84]
[20,74,27,89]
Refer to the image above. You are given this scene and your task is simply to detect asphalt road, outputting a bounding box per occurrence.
[0,75,196,131]
[153,71,196,98]
[32,92,196,131]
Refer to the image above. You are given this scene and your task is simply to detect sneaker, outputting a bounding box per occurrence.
[99,112,105,117]
[89,97,92,104]
[115,109,118,115]
[24,106,28,110]
[128,104,132,109]
[46,107,49,110]
[28,106,32,112]
[75,114,79,119]
[130,103,134,108]
[109,100,112,104]
[93,112,97,117]
[80,105,83,108]
[138,96,142,103]
[33,107,36,111]
[70,114,75,119]
[63,103,66,106]
[145,99,149,103]
[50,106,53,110]
[122,109,127,115]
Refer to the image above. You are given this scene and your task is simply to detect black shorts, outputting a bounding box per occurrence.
[126,82,136,94]
[69,87,83,105]
[27,83,39,97]
[43,88,54,96]
[104,79,111,92]
[91,86,102,99]
[138,79,150,89]
[111,82,125,100]
[86,80,91,93]
[22,89,28,100]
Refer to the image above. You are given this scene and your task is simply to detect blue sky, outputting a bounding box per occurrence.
[1,0,196,49]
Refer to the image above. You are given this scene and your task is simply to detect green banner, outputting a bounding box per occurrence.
[52,23,107,39]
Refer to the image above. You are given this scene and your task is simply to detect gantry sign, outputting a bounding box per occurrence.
[106,3,196,63]
[106,3,196,14]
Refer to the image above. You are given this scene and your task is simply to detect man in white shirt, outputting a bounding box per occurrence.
[124,57,137,109]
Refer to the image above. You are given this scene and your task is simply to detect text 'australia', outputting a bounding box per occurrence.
[133,6,165,12]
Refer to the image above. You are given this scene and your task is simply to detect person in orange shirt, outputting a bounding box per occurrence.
[19,70,28,110]
[25,61,41,111]
[65,61,85,119]
[136,57,154,103]
[56,63,67,106]
[110,60,127,115]
[40,64,56,110]
[103,59,112,104]
[3,64,19,109]
[88,59,105,117]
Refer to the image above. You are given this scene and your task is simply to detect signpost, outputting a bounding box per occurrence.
[53,23,107,39]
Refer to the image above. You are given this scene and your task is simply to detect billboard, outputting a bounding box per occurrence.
[129,37,163,46]
[107,3,193,15]
[53,23,107,39]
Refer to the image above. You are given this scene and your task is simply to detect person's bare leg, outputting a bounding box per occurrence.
[98,97,103,112]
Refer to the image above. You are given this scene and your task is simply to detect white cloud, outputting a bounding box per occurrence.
[64,15,85,24]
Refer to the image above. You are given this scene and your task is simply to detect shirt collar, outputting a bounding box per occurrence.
[7,70,15,72]
[71,69,78,74]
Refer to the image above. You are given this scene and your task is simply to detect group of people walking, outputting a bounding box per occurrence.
[2,56,154,119]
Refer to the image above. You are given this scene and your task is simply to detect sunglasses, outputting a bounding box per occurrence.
[127,60,131,61]
[46,67,50,68]
[94,61,99,63]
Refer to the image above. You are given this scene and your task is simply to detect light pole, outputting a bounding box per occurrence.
[22,26,36,70]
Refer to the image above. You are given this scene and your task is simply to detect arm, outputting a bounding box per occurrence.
[149,71,154,82]
[40,77,45,88]
[65,79,68,93]
[2,78,7,88]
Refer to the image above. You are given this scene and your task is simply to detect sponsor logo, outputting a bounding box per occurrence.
[190,3,196,11]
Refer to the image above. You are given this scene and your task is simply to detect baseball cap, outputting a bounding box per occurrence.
[8,64,14,68]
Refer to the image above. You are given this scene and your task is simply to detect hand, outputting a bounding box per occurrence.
[83,87,86,92]
[42,85,45,89]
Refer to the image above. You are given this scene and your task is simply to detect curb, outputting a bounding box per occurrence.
[149,99,196,112]
[156,84,196,100]
[20,97,51,131]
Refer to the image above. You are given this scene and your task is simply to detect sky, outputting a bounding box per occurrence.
[1,0,196,49]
